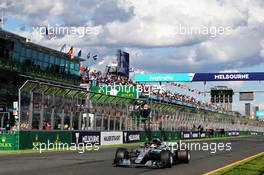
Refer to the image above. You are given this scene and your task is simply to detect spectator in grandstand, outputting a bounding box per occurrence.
[43,121,51,130]
[192,124,196,131]
[20,121,30,130]
[64,124,69,130]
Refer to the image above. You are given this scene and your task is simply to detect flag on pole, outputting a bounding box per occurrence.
[93,54,98,61]
[45,26,56,39]
[129,67,134,72]
[45,27,49,36]
[67,46,74,55]
[80,65,87,72]
[60,44,66,52]
[77,50,82,57]
[111,60,118,67]
[0,12,4,29]
[87,52,90,59]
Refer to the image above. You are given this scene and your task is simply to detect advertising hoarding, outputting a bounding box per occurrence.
[117,50,129,77]
[123,131,141,143]
[191,132,199,138]
[90,85,137,99]
[101,132,123,145]
[72,131,101,145]
[239,92,254,101]
[256,111,264,117]
[181,131,191,139]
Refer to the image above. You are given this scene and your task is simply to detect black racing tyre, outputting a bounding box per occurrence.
[176,150,190,163]
[160,150,173,168]
[114,148,129,164]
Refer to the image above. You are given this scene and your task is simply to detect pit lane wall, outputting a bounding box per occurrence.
[0,130,263,150]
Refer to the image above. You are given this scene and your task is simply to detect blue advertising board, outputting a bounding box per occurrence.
[134,73,194,82]
[181,131,192,139]
[117,50,130,77]
[123,131,141,143]
[192,72,264,81]
[134,72,264,82]
[256,111,264,117]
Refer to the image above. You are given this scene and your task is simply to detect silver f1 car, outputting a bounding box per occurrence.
[113,138,190,168]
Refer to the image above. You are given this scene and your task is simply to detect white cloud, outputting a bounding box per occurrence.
[2,0,264,74]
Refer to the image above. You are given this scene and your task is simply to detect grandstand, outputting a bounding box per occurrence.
[0,29,82,130]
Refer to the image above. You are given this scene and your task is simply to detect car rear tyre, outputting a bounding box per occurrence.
[177,150,190,163]
[160,150,173,168]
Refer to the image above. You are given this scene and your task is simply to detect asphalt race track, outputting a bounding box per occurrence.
[1,136,264,175]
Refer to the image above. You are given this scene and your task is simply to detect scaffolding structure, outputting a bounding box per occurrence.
[18,80,264,132]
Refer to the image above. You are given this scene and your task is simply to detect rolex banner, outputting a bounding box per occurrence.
[0,133,18,150]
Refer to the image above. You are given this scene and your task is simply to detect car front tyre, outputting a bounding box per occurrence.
[160,150,173,168]
[114,148,129,165]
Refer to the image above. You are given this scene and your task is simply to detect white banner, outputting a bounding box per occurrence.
[101,132,123,145]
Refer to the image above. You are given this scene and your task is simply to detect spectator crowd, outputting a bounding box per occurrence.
[80,67,225,112]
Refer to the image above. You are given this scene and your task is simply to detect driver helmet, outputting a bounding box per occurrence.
[151,138,162,146]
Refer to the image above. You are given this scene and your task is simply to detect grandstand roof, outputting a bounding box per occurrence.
[20,80,138,105]
[0,29,85,62]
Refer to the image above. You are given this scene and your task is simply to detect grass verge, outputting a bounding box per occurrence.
[204,152,264,175]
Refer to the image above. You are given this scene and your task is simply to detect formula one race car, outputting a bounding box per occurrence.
[113,138,190,168]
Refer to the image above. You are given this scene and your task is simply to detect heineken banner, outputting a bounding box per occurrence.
[90,85,138,98]
[123,131,141,143]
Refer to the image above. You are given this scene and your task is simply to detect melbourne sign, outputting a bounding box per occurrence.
[72,131,100,145]
[134,72,264,82]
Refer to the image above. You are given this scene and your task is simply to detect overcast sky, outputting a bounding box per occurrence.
[1,0,264,114]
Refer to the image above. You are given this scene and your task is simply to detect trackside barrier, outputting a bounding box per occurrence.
[140,130,254,142]
[1,130,264,150]
[19,131,72,149]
